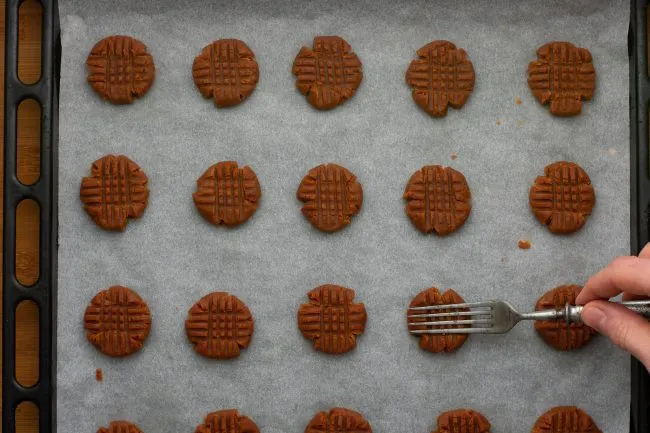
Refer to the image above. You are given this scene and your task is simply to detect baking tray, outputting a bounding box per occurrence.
[2,0,647,432]
[628,1,650,432]
[2,0,60,432]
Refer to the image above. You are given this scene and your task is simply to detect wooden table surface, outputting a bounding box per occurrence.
[2,0,48,432]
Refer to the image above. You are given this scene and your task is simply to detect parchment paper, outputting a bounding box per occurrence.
[57,0,631,431]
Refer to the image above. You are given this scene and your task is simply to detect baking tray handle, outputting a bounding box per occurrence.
[2,0,60,432]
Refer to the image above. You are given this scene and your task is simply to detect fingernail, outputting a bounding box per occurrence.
[582,304,607,332]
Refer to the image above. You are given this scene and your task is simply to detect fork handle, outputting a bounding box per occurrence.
[521,304,572,322]
[522,301,650,324]
[572,301,650,323]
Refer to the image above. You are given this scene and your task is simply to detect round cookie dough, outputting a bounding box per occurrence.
[305,408,372,433]
[185,292,254,359]
[408,287,469,353]
[97,420,143,433]
[86,35,155,104]
[192,39,259,107]
[432,409,491,433]
[406,41,475,117]
[84,286,151,357]
[297,163,363,233]
[531,406,602,433]
[528,41,596,117]
[80,155,149,231]
[195,409,260,433]
[193,161,262,226]
[292,36,363,110]
[534,285,597,351]
[298,284,367,355]
[529,161,595,234]
[403,165,471,235]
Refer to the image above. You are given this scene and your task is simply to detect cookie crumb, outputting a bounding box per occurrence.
[608,147,617,156]
[450,152,457,160]
[95,368,103,382]
[515,97,522,105]
[518,239,531,249]
[496,120,502,125]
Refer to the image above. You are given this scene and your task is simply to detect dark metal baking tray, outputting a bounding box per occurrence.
[2,0,648,431]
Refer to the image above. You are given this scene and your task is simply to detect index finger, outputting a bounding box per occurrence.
[577,256,650,304]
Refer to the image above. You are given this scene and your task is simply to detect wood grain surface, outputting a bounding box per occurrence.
[2,0,47,432]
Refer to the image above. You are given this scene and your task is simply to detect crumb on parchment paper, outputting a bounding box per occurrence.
[515,97,522,105]
[450,152,457,160]
[95,368,103,382]
[518,239,531,249]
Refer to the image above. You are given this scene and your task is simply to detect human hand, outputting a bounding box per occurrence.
[576,243,650,370]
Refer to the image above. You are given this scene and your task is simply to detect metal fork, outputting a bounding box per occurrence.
[407,300,650,334]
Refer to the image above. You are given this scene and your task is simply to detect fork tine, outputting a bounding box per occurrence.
[407,310,491,319]
[409,327,493,334]
[408,318,493,327]
[407,301,493,311]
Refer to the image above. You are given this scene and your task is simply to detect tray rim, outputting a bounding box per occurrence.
[628,1,650,432]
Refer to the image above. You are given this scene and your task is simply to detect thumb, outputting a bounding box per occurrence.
[581,301,650,368]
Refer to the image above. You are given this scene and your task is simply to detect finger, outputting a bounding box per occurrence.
[623,243,650,300]
[577,257,633,303]
[577,257,650,304]
[639,242,650,259]
[581,301,650,368]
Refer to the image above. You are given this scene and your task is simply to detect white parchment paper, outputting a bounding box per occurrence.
[58,0,631,431]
